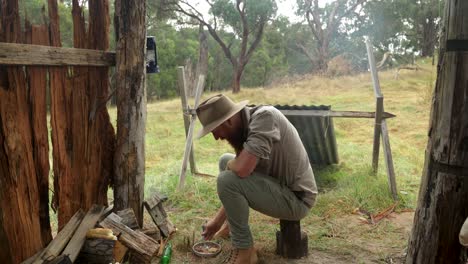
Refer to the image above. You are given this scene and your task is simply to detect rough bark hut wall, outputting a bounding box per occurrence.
[25,22,53,246]
[406,0,468,263]
[114,0,147,227]
[0,1,44,262]
[50,0,114,229]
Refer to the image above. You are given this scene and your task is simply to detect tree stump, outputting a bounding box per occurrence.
[275,220,308,259]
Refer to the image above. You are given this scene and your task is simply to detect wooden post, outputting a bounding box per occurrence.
[381,120,398,200]
[365,39,398,200]
[372,96,384,173]
[406,0,468,262]
[275,220,308,259]
[114,0,147,227]
[178,75,205,189]
[177,66,197,174]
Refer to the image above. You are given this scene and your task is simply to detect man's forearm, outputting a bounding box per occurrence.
[213,206,226,225]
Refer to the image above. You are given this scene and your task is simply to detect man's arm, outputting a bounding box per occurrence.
[227,149,258,178]
[202,206,226,240]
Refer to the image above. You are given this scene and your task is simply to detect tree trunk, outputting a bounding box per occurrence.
[232,65,244,93]
[114,0,147,227]
[406,0,468,263]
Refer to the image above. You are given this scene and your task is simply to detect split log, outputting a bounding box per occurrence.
[100,213,159,263]
[30,210,85,264]
[141,227,162,242]
[62,205,105,262]
[144,193,176,237]
[116,208,140,230]
[75,238,115,264]
[113,241,128,263]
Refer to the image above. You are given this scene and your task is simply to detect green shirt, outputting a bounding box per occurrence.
[242,106,318,208]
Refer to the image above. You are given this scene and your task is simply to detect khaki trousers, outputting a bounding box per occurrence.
[217,153,310,249]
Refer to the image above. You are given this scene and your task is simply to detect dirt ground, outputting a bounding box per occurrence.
[159,212,414,264]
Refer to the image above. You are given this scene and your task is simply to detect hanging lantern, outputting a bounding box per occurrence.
[146,36,159,74]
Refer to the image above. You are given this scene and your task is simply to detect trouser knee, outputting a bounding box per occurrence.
[218,153,235,172]
[217,170,239,197]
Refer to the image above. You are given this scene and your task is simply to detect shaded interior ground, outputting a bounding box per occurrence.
[154,212,413,264]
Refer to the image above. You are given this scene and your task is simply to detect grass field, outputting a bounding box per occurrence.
[111,59,437,263]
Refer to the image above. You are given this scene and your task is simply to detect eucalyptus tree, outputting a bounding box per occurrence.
[163,0,277,93]
[296,0,367,72]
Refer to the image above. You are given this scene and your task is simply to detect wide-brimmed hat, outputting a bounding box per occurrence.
[196,94,248,139]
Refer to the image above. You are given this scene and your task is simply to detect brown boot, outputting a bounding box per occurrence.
[223,247,258,264]
[214,221,230,239]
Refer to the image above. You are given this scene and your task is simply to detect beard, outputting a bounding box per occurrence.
[226,123,246,156]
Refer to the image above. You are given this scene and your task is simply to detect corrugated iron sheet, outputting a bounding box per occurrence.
[275,105,339,165]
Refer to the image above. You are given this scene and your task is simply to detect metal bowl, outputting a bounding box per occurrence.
[192,241,222,257]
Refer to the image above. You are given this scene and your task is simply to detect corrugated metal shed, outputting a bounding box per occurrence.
[275,105,339,165]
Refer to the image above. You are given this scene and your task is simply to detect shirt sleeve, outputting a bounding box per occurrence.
[243,108,280,159]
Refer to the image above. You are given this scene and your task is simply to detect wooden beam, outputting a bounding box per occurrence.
[372,97,384,174]
[177,66,197,174]
[178,75,205,190]
[365,39,383,97]
[381,120,398,200]
[278,109,395,119]
[0,42,115,66]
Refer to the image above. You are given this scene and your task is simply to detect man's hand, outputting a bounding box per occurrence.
[202,219,222,241]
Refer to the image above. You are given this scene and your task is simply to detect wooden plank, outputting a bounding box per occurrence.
[116,208,140,230]
[365,39,383,97]
[178,75,205,189]
[0,42,115,66]
[31,210,85,264]
[144,192,168,209]
[278,109,395,119]
[372,97,384,174]
[62,205,105,262]
[177,66,197,174]
[99,213,159,264]
[143,202,176,238]
[381,120,398,200]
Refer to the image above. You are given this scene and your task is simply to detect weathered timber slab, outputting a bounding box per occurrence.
[0,42,116,66]
[143,194,176,237]
[116,208,140,230]
[62,205,105,262]
[99,213,159,263]
[30,210,85,264]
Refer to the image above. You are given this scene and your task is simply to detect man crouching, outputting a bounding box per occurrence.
[196,94,318,264]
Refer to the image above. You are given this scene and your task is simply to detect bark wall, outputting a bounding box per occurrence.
[406,0,468,263]
[0,1,44,262]
[25,22,53,246]
[114,0,147,227]
[50,0,114,229]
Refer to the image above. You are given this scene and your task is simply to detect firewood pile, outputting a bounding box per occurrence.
[22,192,176,264]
